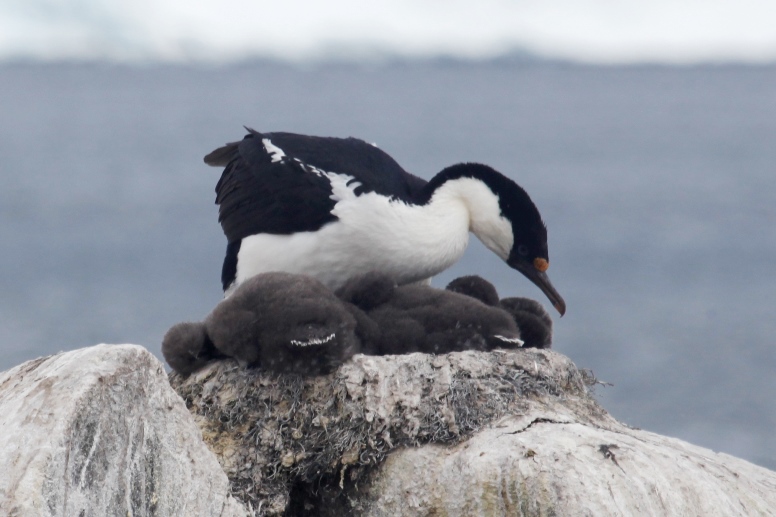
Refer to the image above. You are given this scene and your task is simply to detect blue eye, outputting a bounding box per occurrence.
[518,245,529,256]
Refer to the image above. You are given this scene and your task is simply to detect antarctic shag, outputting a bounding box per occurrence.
[205,129,566,316]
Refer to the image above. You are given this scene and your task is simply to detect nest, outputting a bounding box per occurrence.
[169,349,599,516]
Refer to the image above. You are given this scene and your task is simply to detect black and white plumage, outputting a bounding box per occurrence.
[205,129,566,315]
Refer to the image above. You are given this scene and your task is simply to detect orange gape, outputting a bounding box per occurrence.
[533,257,549,272]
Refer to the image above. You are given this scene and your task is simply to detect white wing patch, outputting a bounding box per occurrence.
[262,138,287,163]
[292,158,362,202]
[324,173,362,202]
[259,141,362,203]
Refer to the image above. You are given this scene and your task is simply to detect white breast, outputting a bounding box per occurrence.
[229,172,512,295]
[231,173,473,293]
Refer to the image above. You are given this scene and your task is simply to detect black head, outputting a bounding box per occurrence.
[162,322,225,376]
[445,275,500,306]
[430,163,566,316]
[499,297,554,348]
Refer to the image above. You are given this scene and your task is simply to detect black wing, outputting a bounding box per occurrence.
[207,130,338,242]
[205,129,428,243]
[261,131,427,199]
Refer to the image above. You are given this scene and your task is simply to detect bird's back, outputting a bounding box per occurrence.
[258,131,427,199]
[206,130,428,242]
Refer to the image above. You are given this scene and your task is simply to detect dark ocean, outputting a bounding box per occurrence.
[1,60,774,469]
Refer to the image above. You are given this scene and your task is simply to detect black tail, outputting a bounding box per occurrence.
[204,141,240,166]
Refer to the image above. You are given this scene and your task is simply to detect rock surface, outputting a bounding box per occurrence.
[171,349,596,514]
[352,411,776,516]
[171,349,776,517]
[0,344,247,517]
[3,344,776,517]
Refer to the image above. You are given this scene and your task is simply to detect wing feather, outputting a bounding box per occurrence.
[205,128,429,243]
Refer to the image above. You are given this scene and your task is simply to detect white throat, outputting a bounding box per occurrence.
[432,177,513,260]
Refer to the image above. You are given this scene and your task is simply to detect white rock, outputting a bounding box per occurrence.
[358,411,776,516]
[171,349,776,516]
[0,344,247,517]
[5,344,775,517]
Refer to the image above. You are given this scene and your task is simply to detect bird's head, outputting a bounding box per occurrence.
[504,226,566,317]
[439,163,566,316]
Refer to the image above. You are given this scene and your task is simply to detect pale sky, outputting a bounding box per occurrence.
[2,0,776,63]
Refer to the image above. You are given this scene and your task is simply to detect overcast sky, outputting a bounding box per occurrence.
[2,0,776,64]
